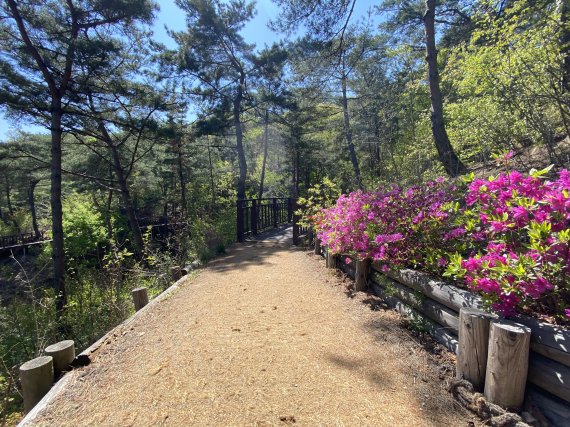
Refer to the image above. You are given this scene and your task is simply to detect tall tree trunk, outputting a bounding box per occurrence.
[341,71,362,189]
[207,143,216,211]
[176,140,187,217]
[373,115,383,177]
[28,179,40,238]
[559,0,570,93]
[234,76,247,200]
[424,0,467,177]
[108,143,145,259]
[258,109,269,200]
[291,144,300,198]
[50,104,66,313]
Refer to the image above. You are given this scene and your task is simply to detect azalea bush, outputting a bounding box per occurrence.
[317,161,570,323]
[445,164,570,320]
[317,178,466,272]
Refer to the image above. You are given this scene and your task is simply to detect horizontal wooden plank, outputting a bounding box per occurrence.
[528,353,570,403]
[525,385,570,427]
[514,315,570,365]
[371,272,459,332]
[379,267,484,313]
[369,282,458,353]
[531,342,570,369]
[379,267,570,362]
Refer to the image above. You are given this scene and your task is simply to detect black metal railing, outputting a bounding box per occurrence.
[236,197,294,242]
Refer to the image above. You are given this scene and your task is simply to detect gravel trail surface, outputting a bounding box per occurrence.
[33,243,469,426]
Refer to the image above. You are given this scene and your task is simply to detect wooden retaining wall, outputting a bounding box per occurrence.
[327,250,570,426]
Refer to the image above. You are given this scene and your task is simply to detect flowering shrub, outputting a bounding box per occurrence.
[445,165,570,319]
[317,162,570,323]
[317,179,466,272]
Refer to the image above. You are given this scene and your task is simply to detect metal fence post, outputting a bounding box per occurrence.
[272,197,278,228]
[251,199,258,235]
[236,200,244,242]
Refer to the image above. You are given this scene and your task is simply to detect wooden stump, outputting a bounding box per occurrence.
[314,237,322,256]
[457,308,494,390]
[20,356,53,413]
[44,340,75,377]
[170,266,181,281]
[326,251,336,269]
[484,320,531,410]
[355,259,370,292]
[132,287,149,311]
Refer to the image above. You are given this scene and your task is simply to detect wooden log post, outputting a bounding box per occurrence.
[456,308,494,391]
[132,287,149,311]
[484,320,531,410]
[355,259,371,292]
[20,356,53,413]
[314,237,322,256]
[169,266,182,281]
[44,340,75,377]
[326,250,337,269]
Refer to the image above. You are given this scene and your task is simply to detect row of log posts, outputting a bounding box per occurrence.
[317,240,534,412]
[19,340,76,413]
[457,308,531,410]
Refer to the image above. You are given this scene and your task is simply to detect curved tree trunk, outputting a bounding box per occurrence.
[424,0,467,177]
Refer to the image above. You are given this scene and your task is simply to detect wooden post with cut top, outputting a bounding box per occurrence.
[132,287,149,311]
[20,356,53,413]
[456,308,494,391]
[484,320,531,410]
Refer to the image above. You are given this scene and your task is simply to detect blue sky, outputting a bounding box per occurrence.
[0,0,377,141]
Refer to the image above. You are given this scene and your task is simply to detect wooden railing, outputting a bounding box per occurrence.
[236,198,296,242]
[0,231,48,250]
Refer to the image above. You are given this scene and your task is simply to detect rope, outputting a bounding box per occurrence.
[449,379,530,427]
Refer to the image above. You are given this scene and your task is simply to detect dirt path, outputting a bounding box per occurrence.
[34,243,470,426]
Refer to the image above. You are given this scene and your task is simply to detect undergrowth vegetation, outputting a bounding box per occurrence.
[0,194,236,423]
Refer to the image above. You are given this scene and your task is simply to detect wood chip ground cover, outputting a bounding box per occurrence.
[33,243,472,426]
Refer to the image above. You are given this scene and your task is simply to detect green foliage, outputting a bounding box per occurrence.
[62,193,107,259]
[295,178,341,229]
[444,0,565,161]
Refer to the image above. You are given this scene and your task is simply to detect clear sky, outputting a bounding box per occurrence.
[0,0,377,141]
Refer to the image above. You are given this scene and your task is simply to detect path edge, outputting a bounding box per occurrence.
[17,272,193,427]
